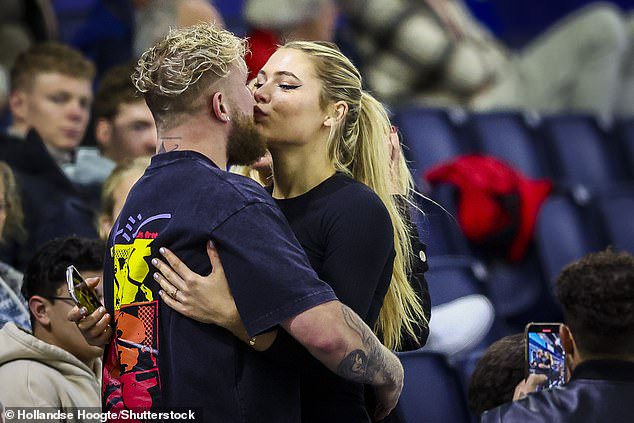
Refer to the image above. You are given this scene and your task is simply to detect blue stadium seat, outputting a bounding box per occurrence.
[614,118,634,179]
[535,194,599,282]
[468,111,546,178]
[539,114,622,187]
[215,0,247,36]
[415,185,471,257]
[425,256,485,307]
[483,252,546,320]
[396,351,472,423]
[596,192,634,253]
[392,108,466,179]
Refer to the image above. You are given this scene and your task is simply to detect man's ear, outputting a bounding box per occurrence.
[9,90,27,121]
[95,118,113,149]
[560,324,577,378]
[211,92,231,123]
[28,296,51,327]
[323,101,348,128]
[560,324,575,355]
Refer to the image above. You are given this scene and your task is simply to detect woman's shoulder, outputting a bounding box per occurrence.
[328,173,386,208]
[322,174,391,226]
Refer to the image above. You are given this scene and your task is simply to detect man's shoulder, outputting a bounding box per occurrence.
[483,378,634,422]
[196,166,277,213]
[219,170,276,206]
[0,359,67,408]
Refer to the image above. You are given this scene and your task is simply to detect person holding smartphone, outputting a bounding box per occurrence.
[482,249,634,422]
[0,237,105,408]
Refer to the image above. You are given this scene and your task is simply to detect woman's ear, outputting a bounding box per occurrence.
[211,92,231,123]
[323,101,348,127]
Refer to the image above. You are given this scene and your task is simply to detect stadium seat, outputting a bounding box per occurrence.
[535,194,599,282]
[468,111,546,178]
[614,118,634,179]
[392,108,466,179]
[539,114,622,187]
[483,249,562,330]
[425,256,486,307]
[415,185,472,257]
[596,192,634,253]
[396,351,472,423]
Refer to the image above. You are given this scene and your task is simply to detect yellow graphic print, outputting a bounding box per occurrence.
[112,238,155,310]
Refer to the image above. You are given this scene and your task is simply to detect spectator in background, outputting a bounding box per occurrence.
[242,0,338,79]
[97,156,150,239]
[133,0,225,59]
[69,62,157,196]
[0,237,104,408]
[482,249,634,422]
[0,0,57,115]
[340,1,634,119]
[468,333,526,416]
[0,42,99,270]
[0,162,28,330]
[93,63,156,166]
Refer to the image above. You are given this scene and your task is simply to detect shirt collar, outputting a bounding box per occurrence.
[149,150,220,170]
[571,359,634,382]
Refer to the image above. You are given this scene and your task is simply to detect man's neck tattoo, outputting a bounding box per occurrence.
[158,137,182,153]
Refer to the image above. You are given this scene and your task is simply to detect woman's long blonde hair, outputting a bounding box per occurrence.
[283,41,427,350]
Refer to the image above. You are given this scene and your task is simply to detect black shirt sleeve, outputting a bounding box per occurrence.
[211,201,337,336]
[320,186,395,323]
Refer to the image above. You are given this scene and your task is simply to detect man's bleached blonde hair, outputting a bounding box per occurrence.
[133,24,246,129]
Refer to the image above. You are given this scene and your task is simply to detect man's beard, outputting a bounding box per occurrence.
[226,112,267,166]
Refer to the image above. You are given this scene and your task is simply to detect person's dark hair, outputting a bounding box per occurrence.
[21,236,105,304]
[94,62,142,121]
[555,249,634,356]
[468,333,526,415]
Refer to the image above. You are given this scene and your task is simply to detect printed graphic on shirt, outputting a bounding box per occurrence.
[103,212,170,417]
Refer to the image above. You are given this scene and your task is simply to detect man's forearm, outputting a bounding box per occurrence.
[283,301,404,388]
[333,304,403,387]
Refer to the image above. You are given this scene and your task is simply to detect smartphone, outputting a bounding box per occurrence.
[525,323,566,391]
[66,265,103,315]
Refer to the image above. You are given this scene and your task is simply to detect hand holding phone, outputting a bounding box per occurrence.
[66,265,103,315]
[525,322,567,391]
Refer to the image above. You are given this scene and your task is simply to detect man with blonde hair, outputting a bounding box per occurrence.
[75,24,403,422]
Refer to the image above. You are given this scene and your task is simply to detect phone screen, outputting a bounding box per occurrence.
[66,265,103,315]
[525,323,566,391]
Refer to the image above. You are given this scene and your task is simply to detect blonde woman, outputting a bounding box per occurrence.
[97,156,151,239]
[153,41,426,422]
[0,161,28,330]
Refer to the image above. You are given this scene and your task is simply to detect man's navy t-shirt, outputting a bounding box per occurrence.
[101,151,337,422]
